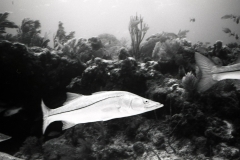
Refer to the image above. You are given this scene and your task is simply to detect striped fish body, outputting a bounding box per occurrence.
[42,91,163,134]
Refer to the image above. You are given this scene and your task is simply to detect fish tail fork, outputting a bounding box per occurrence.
[195,52,218,92]
[41,100,51,134]
[41,100,50,118]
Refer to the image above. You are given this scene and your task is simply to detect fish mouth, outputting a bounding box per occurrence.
[145,103,163,109]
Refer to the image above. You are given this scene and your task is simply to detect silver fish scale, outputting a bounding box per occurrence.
[48,91,127,116]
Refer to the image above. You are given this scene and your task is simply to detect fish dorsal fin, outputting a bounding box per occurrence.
[63,92,83,105]
[92,91,108,95]
[62,121,76,130]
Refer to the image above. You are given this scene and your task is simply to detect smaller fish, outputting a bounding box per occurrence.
[190,18,195,22]
[230,32,235,37]
[233,15,239,22]
[4,107,22,117]
[233,16,240,24]
[222,28,231,34]
[236,34,239,40]
[0,133,11,142]
[0,152,23,160]
[221,14,233,19]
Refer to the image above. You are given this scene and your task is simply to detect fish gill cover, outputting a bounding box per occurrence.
[0,1,240,159]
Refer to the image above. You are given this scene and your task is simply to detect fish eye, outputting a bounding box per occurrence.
[143,99,149,104]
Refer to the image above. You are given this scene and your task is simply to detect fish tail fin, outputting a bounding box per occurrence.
[195,52,217,92]
[41,100,52,134]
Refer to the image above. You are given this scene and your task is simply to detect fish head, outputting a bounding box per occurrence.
[120,94,163,114]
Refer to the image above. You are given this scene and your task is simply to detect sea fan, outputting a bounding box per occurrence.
[0,12,18,34]
[54,21,75,48]
[177,30,189,38]
[129,13,149,59]
[182,72,198,93]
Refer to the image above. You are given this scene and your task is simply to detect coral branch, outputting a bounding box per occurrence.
[129,13,149,60]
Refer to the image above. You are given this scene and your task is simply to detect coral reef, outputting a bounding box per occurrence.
[0,41,86,154]
[140,33,169,59]
[59,37,110,63]
[1,20,240,160]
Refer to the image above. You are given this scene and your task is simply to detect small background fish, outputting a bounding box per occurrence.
[4,107,22,117]
[0,152,23,160]
[0,133,11,142]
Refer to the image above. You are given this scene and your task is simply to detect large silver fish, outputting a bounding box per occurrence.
[42,91,163,134]
[195,52,240,92]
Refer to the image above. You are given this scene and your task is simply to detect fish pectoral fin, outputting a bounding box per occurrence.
[101,106,121,121]
[101,106,120,113]
[62,121,76,130]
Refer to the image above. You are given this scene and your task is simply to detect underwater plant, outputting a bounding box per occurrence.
[153,39,184,62]
[0,12,18,34]
[54,21,75,50]
[182,72,198,93]
[61,38,90,60]
[177,30,189,39]
[98,33,120,47]
[15,18,50,47]
[17,18,41,45]
[0,33,16,42]
[0,12,18,41]
[129,13,149,60]
[30,32,50,48]
[97,33,129,60]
